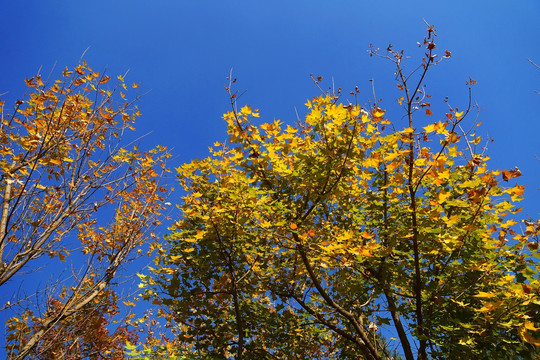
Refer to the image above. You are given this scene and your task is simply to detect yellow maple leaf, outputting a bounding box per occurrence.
[241,105,252,115]
[384,152,401,162]
[361,248,374,257]
[471,136,482,145]
[423,123,437,134]
[520,321,540,346]
[373,108,385,118]
[402,127,415,134]
[445,132,460,144]
[474,291,497,298]
[447,146,460,158]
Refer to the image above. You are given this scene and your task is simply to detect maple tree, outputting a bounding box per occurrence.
[140,26,540,359]
[0,62,170,359]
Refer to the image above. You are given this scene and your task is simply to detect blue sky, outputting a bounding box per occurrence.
[2,2,539,195]
[1,0,539,354]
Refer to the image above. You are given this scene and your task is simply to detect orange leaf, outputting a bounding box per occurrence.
[99,75,111,84]
[502,168,522,182]
[361,231,374,239]
[75,66,85,75]
[361,248,374,257]
[466,77,477,85]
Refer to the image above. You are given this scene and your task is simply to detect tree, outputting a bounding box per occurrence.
[142,26,540,359]
[1,62,170,359]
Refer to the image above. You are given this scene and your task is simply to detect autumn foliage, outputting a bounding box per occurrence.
[1,62,170,359]
[27,291,137,359]
[139,27,540,359]
[2,27,539,360]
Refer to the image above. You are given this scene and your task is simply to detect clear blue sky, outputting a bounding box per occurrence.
[1,0,539,353]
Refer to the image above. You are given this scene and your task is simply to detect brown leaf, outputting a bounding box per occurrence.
[502,167,522,182]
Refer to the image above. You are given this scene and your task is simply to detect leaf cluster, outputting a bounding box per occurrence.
[142,27,540,359]
[1,62,171,359]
